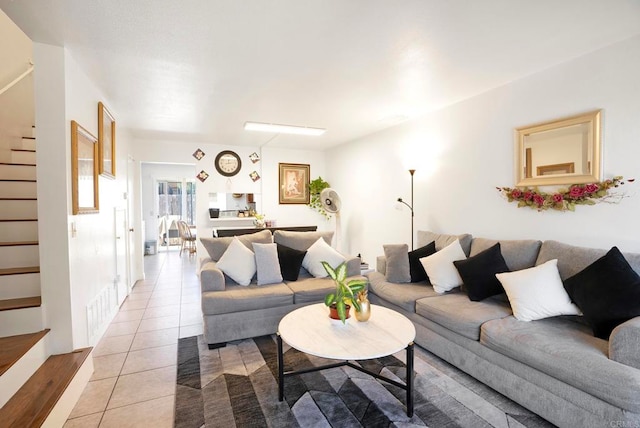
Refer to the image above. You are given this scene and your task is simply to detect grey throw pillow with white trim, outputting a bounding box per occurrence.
[383,244,411,283]
[253,243,283,285]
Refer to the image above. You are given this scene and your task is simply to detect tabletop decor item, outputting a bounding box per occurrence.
[497,176,633,212]
[322,261,367,323]
[253,213,266,228]
[355,289,371,322]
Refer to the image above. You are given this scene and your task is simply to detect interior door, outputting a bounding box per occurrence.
[115,207,128,305]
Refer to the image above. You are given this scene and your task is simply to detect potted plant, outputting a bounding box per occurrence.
[309,177,332,219]
[322,261,367,323]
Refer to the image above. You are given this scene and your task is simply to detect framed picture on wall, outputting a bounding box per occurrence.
[98,101,116,178]
[71,120,99,214]
[279,163,310,204]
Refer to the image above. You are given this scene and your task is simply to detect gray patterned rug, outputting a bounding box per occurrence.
[174,335,555,428]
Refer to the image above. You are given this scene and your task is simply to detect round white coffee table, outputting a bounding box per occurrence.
[277,303,416,416]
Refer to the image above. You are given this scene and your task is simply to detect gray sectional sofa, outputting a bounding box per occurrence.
[198,229,363,348]
[368,230,640,428]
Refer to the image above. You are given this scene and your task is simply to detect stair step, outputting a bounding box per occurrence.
[0,347,92,428]
[0,245,39,269]
[0,329,49,377]
[11,149,36,152]
[0,222,38,241]
[0,267,40,276]
[0,164,37,180]
[0,181,37,198]
[10,150,35,164]
[0,296,41,312]
[0,199,38,220]
[0,241,38,246]
[0,271,40,300]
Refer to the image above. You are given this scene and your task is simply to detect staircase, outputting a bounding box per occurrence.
[0,129,94,427]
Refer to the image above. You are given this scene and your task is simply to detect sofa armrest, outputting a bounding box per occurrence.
[376,256,387,275]
[609,317,640,370]
[346,256,361,277]
[199,260,226,292]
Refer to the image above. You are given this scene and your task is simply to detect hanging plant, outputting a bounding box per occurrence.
[497,176,634,212]
[308,176,332,219]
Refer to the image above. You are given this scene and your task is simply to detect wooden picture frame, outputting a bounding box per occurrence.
[279,163,310,204]
[71,120,99,214]
[98,102,116,178]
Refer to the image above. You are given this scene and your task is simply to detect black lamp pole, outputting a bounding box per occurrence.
[397,169,416,250]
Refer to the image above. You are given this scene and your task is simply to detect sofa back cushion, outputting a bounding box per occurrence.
[417,230,473,256]
[470,238,541,271]
[200,229,273,262]
[536,240,640,280]
[273,230,334,251]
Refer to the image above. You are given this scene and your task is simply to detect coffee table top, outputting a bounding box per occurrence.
[278,303,416,360]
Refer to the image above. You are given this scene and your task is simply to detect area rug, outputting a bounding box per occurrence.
[174,335,554,428]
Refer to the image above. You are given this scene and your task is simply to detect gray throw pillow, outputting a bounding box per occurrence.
[253,243,283,285]
[200,229,272,261]
[383,244,411,283]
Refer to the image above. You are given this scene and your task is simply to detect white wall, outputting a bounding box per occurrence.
[131,140,328,255]
[34,43,131,351]
[327,35,640,265]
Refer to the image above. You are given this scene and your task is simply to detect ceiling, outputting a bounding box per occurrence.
[2,0,640,150]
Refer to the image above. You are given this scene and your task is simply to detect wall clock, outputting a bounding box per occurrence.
[214,150,242,177]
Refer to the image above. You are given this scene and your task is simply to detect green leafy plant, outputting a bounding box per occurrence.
[322,261,367,323]
[309,177,331,219]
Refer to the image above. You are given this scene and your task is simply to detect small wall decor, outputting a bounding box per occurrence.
[249,152,260,163]
[71,120,99,214]
[497,176,634,212]
[193,148,205,160]
[279,163,310,204]
[250,171,261,182]
[98,102,116,179]
[196,170,209,182]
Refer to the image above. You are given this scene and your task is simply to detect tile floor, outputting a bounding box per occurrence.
[64,248,202,427]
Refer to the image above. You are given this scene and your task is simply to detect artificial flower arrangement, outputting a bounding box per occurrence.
[497,176,634,212]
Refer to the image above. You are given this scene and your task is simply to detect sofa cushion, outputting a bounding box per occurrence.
[563,246,640,339]
[536,240,640,280]
[481,316,640,412]
[277,244,307,281]
[286,277,342,304]
[470,238,541,271]
[420,240,466,293]
[253,243,283,286]
[202,282,294,315]
[409,242,437,282]
[367,271,441,313]
[417,230,472,256]
[610,317,640,370]
[216,238,256,286]
[273,230,333,251]
[454,243,510,301]
[496,259,580,321]
[383,244,411,283]
[302,237,345,278]
[201,229,272,261]
[416,293,512,340]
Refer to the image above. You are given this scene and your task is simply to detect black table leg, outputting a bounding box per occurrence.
[407,342,414,417]
[277,333,284,401]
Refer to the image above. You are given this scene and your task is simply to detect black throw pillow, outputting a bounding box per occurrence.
[276,243,307,281]
[563,246,640,340]
[408,241,437,282]
[453,243,510,301]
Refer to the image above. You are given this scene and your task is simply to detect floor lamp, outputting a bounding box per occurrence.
[397,169,415,250]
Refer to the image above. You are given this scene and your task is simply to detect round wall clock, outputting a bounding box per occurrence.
[214,150,242,177]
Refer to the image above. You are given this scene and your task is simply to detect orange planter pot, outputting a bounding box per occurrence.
[329,303,351,320]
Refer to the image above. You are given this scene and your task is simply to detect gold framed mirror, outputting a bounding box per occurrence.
[515,110,601,187]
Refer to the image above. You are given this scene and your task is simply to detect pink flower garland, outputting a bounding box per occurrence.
[497,176,634,211]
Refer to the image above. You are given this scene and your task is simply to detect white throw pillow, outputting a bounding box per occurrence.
[253,243,283,285]
[216,237,256,286]
[302,237,346,278]
[496,259,581,322]
[419,239,466,293]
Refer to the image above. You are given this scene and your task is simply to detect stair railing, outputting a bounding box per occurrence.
[0,61,34,97]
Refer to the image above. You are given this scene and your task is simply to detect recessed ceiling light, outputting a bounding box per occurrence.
[244,121,326,136]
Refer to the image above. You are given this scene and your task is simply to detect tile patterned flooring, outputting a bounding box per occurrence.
[64,249,201,427]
